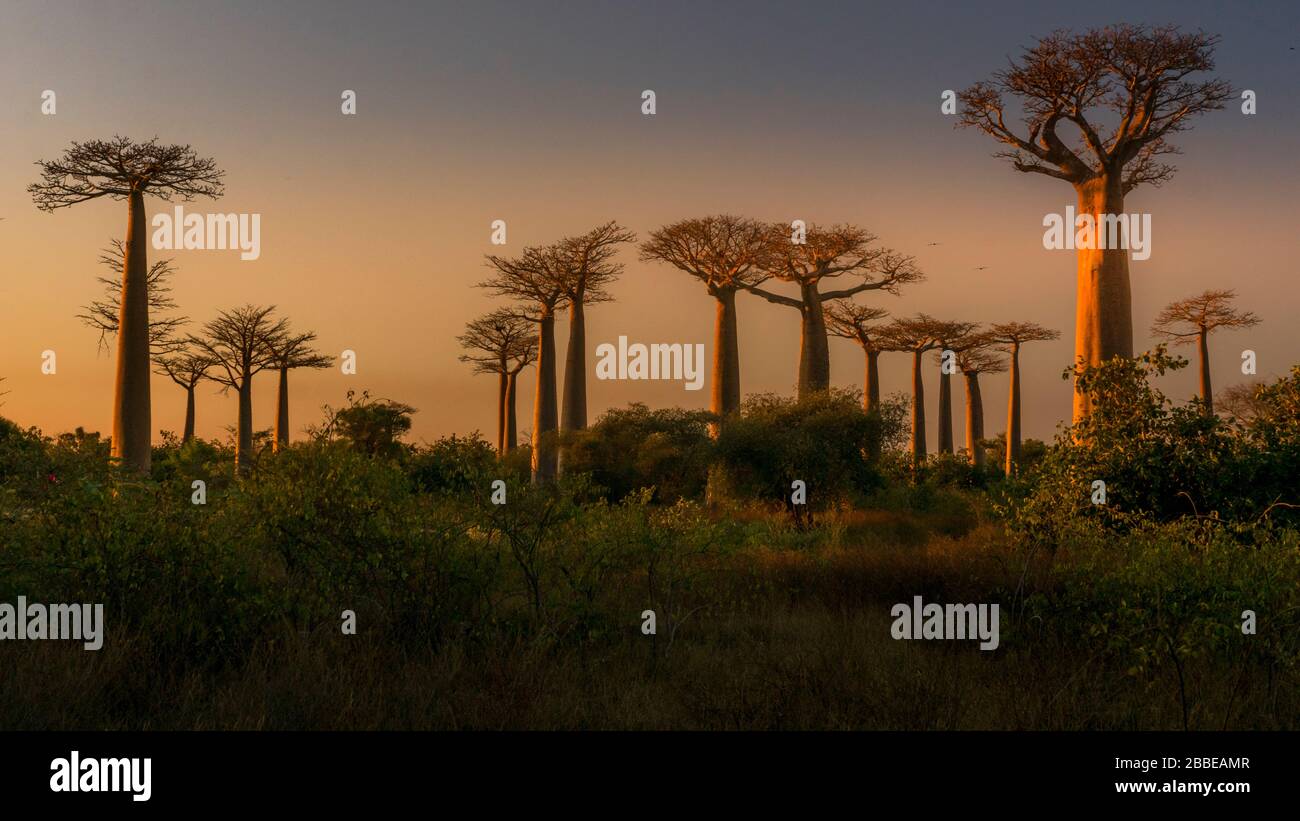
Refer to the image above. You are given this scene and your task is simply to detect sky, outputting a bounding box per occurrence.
[1,0,1297,448]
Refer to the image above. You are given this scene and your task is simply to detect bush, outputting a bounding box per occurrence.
[562,403,714,502]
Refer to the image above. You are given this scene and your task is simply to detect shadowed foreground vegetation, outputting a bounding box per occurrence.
[1,359,1298,730]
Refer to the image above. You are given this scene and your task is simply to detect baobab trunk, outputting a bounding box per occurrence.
[937,366,954,454]
[236,379,254,475]
[532,311,559,481]
[1198,327,1213,414]
[964,372,985,468]
[183,385,196,444]
[710,288,741,437]
[560,300,588,431]
[496,370,509,456]
[796,284,831,397]
[113,189,153,473]
[1072,175,1133,423]
[1005,342,1021,477]
[864,349,882,462]
[274,366,290,452]
[505,370,519,451]
[910,350,927,471]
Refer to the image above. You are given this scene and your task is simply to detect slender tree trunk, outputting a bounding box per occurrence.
[561,299,587,431]
[937,357,954,454]
[1198,327,1213,414]
[532,310,558,481]
[863,349,881,414]
[183,385,196,443]
[496,370,508,456]
[236,377,253,475]
[113,189,152,473]
[1072,174,1133,423]
[273,366,290,452]
[505,370,519,451]
[910,350,927,471]
[1005,342,1021,477]
[710,288,740,437]
[797,283,830,397]
[964,372,985,467]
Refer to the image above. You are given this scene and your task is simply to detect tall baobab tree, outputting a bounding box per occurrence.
[955,344,1006,468]
[267,329,333,451]
[154,348,214,443]
[1150,289,1259,415]
[78,240,187,356]
[745,224,922,397]
[551,222,637,438]
[30,137,224,472]
[958,25,1231,422]
[187,305,289,474]
[987,322,1060,476]
[481,246,569,480]
[877,315,944,471]
[930,320,980,455]
[640,215,774,435]
[824,301,890,415]
[458,309,539,456]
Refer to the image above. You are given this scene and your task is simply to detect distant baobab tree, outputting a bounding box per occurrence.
[877,315,943,471]
[267,328,333,452]
[481,246,569,480]
[640,215,774,435]
[745,224,922,398]
[1217,381,1265,424]
[824,301,890,415]
[958,25,1231,422]
[154,348,214,443]
[458,309,539,455]
[988,322,1060,476]
[955,344,1006,468]
[930,320,979,455]
[550,222,636,441]
[188,305,289,474]
[29,136,224,472]
[1150,289,1259,415]
[78,240,187,356]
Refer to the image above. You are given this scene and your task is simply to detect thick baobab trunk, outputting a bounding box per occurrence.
[937,363,954,454]
[113,189,152,473]
[274,366,290,452]
[561,299,587,431]
[496,370,509,456]
[964,372,985,468]
[236,378,254,475]
[796,284,830,397]
[710,288,741,437]
[505,370,519,451]
[531,311,559,481]
[1198,327,1213,414]
[1072,175,1133,423]
[1005,342,1021,477]
[863,349,881,414]
[183,385,196,443]
[910,350,927,471]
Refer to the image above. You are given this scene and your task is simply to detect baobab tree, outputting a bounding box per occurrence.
[955,344,1007,468]
[458,309,539,455]
[266,328,333,451]
[640,215,774,435]
[1150,289,1259,415]
[877,315,944,471]
[824,301,890,415]
[154,347,214,443]
[481,246,569,480]
[987,322,1060,476]
[551,222,637,438]
[930,320,980,455]
[958,25,1232,422]
[78,240,187,356]
[745,224,922,397]
[30,137,224,472]
[187,305,289,474]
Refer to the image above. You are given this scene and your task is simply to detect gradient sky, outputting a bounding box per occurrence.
[1,0,1297,449]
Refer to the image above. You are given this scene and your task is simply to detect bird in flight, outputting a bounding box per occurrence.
[974,266,988,271]
[926,242,941,246]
